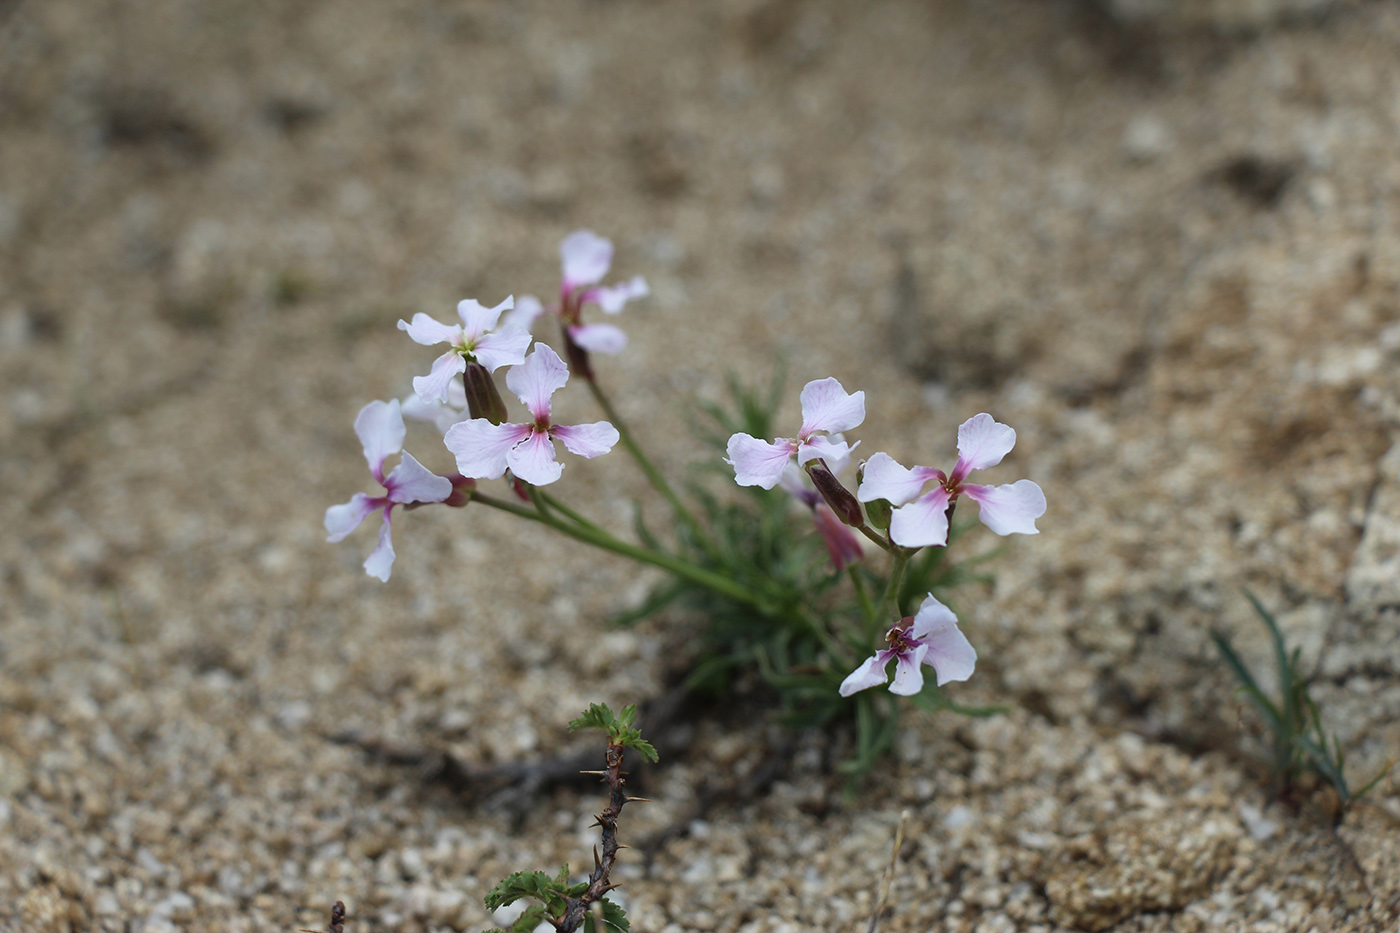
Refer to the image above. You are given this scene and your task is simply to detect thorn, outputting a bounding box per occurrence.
[625,796,652,803]
[579,770,607,776]
[616,844,631,850]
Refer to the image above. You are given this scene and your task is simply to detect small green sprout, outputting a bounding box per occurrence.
[1212,591,1392,816]
[568,702,659,763]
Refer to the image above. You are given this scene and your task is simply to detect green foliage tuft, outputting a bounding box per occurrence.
[1213,591,1393,814]
[569,703,659,763]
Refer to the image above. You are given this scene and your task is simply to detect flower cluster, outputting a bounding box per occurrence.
[723,379,1045,696]
[326,229,1047,769]
[325,230,644,579]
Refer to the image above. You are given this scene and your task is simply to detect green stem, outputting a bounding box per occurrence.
[881,549,911,618]
[474,492,769,612]
[854,522,893,553]
[849,567,876,628]
[584,376,714,555]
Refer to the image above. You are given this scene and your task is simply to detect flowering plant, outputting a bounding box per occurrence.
[326,230,1045,774]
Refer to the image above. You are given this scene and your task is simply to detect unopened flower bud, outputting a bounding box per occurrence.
[443,473,476,507]
[463,361,508,425]
[807,464,863,528]
[563,330,595,380]
[813,503,863,571]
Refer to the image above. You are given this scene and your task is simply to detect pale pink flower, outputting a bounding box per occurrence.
[857,413,1046,548]
[398,296,531,404]
[504,230,649,356]
[401,378,467,435]
[325,399,454,581]
[443,344,619,486]
[839,594,976,697]
[726,377,865,489]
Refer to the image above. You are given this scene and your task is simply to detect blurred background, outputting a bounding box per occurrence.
[2,0,1399,930]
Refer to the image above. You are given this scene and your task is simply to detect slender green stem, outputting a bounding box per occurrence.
[474,492,770,612]
[855,523,894,553]
[849,567,876,628]
[583,376,715,554]
[538,491,607,534]
[881,549,911,618]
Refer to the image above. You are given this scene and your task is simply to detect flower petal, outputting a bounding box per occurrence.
[920,618,976,686]
[560,229,613,290]
[568,322,628,354]
[858,452,938,507]
[962,480,1046,536]
[384,451,454,504]
[444,419,532,480]
[363,512,396,582]
[725,433,798,489]
[457,295,514,339]
[325,493,380,542]
[908,593,959,640]
[955,413,1017,473]
[503,294,547,333]
[798,377,865,436]
[507,429,563,486]
[552,421,620,459]
[413,351,467,405]
[796,434,855,467]
[890,644,929,696]
[506,344,570,421]
[473,325,532,372]
[401,393,465,435]
[354,399,406,480]
[397,313,461,347]
[888,487,953,548]
[839,649,896,697]
[585,275,649,314]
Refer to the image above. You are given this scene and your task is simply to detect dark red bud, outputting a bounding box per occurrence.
[443,473,476,508]
[563,329,595,380]
[509,474,531,502]
[807,464,864,528]
[463,361,508,425]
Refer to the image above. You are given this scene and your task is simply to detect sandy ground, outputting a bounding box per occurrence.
[2,0,1400,930]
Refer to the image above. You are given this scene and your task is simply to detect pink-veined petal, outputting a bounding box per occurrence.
[725,434,798,489]
[457,295,514,339]
[824,433,853,477]
[839,649,897,697]
[890,644,930,696]
[354,399,406,481]
[473,325,532,372]
[507,429,563,486]
[397,313,462,347]
[560,229,613,290]
[384,451,453,504]
[962,480,1046,536]
[444,419,532,480]
[920,618,976,686]
[955,413,1017,473]
[552,421,620,459]
[503,294,547,333]
[568,322,628,354]
[585,276,649,314]
[888,487,953,548]
[908,593,959,640]
[325,493,380,542]
[506,344,570,421]
[778,461,814,503]
[857,452,938,507]
[796,434,855,467]
[363,512,396,582]
[413,351,468,405]
[798,377,866,437]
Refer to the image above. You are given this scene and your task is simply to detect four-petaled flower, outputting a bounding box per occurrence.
[444,344,620,487]
[857,413,1046,548]
[325,399,454,581]
[505,230,649,356]
[725,377,865,489]
[399,296,532,404]
[839,594,976,697]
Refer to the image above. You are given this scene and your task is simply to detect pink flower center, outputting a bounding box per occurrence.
[885,616,920,653]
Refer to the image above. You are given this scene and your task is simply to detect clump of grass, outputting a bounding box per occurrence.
[1212,591,1392,817]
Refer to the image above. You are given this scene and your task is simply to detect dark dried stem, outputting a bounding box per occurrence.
[559,742,632,933]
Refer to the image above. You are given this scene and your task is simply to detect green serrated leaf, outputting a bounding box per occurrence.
[583,898,631,933]
[484,870,559,912]
[509,904,550,933]
[569,703,616,734]
[624,736,659,763]
[617,704,640,730]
